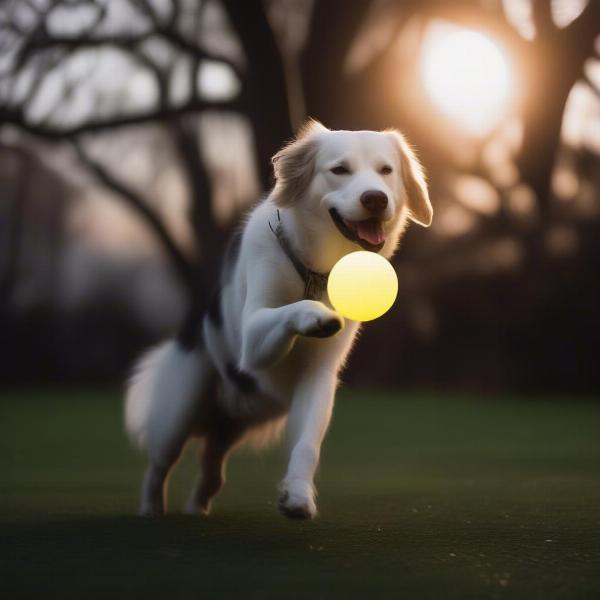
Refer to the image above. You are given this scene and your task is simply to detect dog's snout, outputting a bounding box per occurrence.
[360,191,388,214]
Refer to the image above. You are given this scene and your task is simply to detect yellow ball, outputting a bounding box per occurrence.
[327,251,398,322]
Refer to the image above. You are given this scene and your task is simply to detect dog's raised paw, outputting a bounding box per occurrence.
[304,316,342,338]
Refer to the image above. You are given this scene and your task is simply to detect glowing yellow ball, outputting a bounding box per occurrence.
[327,251,398,322]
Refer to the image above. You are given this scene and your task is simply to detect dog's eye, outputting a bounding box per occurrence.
[330,165,351,175]
[379,165,393,175]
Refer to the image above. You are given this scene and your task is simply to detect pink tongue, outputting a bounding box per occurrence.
[355,219,385,245]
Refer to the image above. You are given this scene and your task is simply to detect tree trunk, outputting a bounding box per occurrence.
[221,0,294,189]
[300,0,373,127]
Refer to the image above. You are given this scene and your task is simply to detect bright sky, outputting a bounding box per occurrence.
[420,22,514,136]
[418,1,596,137]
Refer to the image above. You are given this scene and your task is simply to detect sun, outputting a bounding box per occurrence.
[420,22,514,135]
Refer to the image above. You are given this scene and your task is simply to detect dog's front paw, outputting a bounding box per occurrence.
[278,479,317,520]
[304,316,342,338]
[295,301,343,339]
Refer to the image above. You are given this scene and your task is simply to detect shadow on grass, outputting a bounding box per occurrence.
[2,390,600,598]
[2,503,600,599]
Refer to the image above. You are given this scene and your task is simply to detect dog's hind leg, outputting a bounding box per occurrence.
[185,414,247,516]
[140,461,172,516]
[140,421,194,517]
[129,340,216,516]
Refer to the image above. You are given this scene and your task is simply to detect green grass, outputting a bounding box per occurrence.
[1,389,600,599]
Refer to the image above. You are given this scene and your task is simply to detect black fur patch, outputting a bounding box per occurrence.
[177,229,241,349]
[207,288,223,327]
[304,317,342,338]
[177,297,205,351]
[226,363,258,395]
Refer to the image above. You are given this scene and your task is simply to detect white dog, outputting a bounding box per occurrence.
[125,121,432,519]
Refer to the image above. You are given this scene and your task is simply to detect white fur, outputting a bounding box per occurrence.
[125,341,206,455]
[124,123,431,519]
[125,343,166,449]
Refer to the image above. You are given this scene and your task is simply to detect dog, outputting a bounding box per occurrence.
[125,120,432,519]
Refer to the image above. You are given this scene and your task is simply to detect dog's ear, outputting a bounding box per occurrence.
[272,120,327,207]
[386,130,432,227]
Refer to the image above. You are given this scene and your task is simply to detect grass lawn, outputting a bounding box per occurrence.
[1,389,600,599]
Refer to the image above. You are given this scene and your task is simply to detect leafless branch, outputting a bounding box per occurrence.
[531,0,555,36]
[0,95,243,140]
[12,26,243,81]
[72,138,195,293]
[167,0,182,29]
[567,0,600,51]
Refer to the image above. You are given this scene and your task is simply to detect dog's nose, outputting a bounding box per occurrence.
[360,191,388,214]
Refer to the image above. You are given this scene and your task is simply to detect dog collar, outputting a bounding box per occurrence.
[269,210,329,300]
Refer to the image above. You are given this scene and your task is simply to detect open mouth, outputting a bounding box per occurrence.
[329,208,386,252]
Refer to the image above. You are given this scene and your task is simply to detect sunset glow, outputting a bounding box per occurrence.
[420,23,514,135]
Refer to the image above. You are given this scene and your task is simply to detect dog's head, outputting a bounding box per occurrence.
[272,121,432,258]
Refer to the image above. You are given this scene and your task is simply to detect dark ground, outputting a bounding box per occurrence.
[1,389,599,598]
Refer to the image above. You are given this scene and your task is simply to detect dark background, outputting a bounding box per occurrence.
[1,0,599,394]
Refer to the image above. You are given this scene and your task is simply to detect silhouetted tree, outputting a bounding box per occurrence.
[1,0,599,390]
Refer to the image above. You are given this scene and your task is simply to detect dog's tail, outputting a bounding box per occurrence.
[124,340,204,451]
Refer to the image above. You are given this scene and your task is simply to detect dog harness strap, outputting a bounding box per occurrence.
[269,212,329,300]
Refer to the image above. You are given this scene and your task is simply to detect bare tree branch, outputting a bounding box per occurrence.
[72,139,195,293]
[132,49,169,110]
[169,116,223,258]
[531,0,555,36]
[137,0,161,26]
[221,0,293,187]
[567,0,600,53]
[0,96,243,139]
[16,48,68,113]
[167,0,182,30]
[12,26,243,81]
